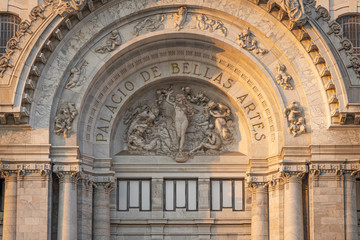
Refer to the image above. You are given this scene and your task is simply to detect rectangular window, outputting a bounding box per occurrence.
[211,179,244,211]
[117,179,151,211]
[164,179,198,211]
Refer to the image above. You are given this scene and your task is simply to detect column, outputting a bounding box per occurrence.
[250,184,269,240]
[268,179,284,240]
[345,172,358,240]
[93,182,114,240]
[284,174,304,240]
[2,172,17,240]
[57,172,80,240]
[77,179,93,240]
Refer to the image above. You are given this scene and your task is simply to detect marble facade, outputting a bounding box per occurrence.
[0,0,360,239]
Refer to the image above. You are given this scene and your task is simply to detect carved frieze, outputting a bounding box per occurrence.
[237,28,268,56]
[275,63,293,90]
[95,30,122,54]
[283,101,305,137]
[196,14,227,37]
[65,60,88,89]
[54,102,78,137]
[123,85,235,162]
[134,15,165,36]
[174,7,188,31]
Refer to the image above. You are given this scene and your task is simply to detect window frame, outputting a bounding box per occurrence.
[336,13,360,57]
[117,178,152,212]
[210,178,245,212]
[0,12,21,56]
[163,179,198,211]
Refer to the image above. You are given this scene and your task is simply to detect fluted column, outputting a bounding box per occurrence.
[250,183,269,240]
[2,171,17,240]
[57,171,81,240]
[283,173,304,240]
[93,182,114,240]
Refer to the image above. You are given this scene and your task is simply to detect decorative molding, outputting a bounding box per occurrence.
[0,163,51,177]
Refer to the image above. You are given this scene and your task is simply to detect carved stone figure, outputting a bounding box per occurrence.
[207,100,232,141]
[190,129,222,153]
[134,15,165,36]
[284,101,305,136]
[166,90,194,154]
[237,28,268,56]
[0,55,13,78]
[174,7,188,31]
[95,30,122,54]
[280,0,307,25]
[196,14,228,37]
[123,86,235,162]
[65,61,88,89]
[54,102,78,138]
[127,124,160,152]
[16,21,33,38]
[275,63,293,90]
[30,5,46,21]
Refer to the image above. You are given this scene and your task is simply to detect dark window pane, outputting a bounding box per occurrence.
[0,14,21,56]
[337,15,360,57]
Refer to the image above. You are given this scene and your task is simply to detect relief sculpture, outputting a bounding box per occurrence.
[174,7,188,31]
[65,61,88,89]
[95,30,122,54]
[196,14,228,37]
[237,28,268,56]
[134,15,165,36]
[284,101,305,137]
[275,63,293,90]
[54,102,78,138]
[123,86,235,162]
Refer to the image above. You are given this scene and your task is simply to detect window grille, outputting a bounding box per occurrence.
[337,15,360,57]
[0,13,21,56]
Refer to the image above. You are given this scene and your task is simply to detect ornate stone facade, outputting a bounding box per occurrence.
[0,0,360,239]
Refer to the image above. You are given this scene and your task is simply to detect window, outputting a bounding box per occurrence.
[117,179,151,211]
[0,13,21,55]
[337,14,360,57]
[211,179,244,211]
[164,179,197,211]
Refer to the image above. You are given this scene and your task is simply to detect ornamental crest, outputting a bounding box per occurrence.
[123,85,236,162]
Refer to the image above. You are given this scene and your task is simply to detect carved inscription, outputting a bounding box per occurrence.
[95,62,267,144]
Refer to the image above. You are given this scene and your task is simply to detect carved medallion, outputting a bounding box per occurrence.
[122,85,236,162]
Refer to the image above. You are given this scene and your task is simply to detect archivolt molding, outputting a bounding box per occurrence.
[0,0,358,131]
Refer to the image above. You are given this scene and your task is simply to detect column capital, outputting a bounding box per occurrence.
[0,163,51,178]
[93,181,115,193]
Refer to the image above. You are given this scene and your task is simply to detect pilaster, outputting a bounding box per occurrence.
[77,176,93,240]
[93,177,114,240]
[1,163,50,240]
[249,182,269,240]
